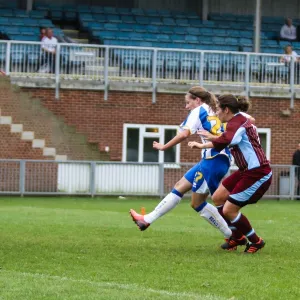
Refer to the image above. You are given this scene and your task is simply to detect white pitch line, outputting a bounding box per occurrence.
[1,270,227,300]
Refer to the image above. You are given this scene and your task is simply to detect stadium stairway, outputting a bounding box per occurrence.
[0,77,109,160]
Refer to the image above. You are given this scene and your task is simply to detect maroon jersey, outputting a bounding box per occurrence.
[212,113,269,171]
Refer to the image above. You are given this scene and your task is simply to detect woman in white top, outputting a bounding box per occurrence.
[280,45,299,63]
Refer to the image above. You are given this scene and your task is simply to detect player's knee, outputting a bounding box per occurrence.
[222,206,234,220]
[212,193,223,206]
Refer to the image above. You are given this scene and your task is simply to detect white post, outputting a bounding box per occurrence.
[254,0,261,53]
[26,0,33,12]
[202,0,208,21]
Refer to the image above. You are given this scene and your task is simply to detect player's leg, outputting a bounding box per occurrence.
[212,171,247,250]
[223,166,272,253]
[129,164,198,231]
[191,156,232,238]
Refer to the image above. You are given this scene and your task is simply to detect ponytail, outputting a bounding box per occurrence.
[218,94,251,114]
[188,86,217,113]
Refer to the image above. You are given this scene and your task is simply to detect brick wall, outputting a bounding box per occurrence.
[22,88,300,165]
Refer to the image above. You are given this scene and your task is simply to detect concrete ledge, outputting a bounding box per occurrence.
[32,139,45,148]
[55,155,68,161]
[8,76,297,98]
[0,116,12,124]
[43,147,56,156]
[11,124,23,133]
[21,131,34,141]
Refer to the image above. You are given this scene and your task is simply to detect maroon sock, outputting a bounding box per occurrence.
[231,213,260,243]
[217,205,244,239]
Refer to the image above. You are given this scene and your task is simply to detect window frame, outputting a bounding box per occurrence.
[257,128,271,160]
[122,124,180,164]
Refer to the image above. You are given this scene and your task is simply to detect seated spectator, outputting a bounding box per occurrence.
[280,45,299,63]
[40,28,58,73]
[280,18,297,41]
[39,27,46,41]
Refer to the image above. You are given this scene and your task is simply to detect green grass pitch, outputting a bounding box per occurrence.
[0,197,300,300]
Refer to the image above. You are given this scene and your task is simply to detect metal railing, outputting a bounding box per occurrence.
[0,159,298,199]
[1,40,298,105]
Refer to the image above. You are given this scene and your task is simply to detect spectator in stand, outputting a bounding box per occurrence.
[40,28,58,73]
[280,45,299,63]
[280,18,297,41]
[292,143,300,199]
[39,27,46,41]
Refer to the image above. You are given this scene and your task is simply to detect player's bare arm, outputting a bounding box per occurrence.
[153,129,190,151]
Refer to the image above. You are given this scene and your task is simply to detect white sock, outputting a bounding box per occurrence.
[144,190,182,224]
[196,202,232,238]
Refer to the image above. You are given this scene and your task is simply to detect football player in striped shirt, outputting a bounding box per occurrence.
[190,94,272,253]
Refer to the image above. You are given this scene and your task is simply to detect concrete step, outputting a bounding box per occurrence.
[0,116,12,124]
[73,38,89,44]
[84,66,119,76]
[63,29,79,38]
[84,57,105,66]
[11,124,23,133]
[43,147,56,157]
[21,131,34,141]
[32,139,45,148]
[55,155,68,161]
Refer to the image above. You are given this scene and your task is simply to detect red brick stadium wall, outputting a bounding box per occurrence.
[22,88,300,165]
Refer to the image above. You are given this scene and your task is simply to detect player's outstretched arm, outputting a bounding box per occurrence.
[188,141,213,149]
[197,130,219,141]
[153,129,190,151]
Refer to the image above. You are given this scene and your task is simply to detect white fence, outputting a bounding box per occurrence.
[1,40,298,106]
[0,159,298,199]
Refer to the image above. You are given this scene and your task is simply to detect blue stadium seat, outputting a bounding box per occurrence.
[51,10,63,21]
[65,11,77,22]
[173,27,187,35]
[199,28,213,36]
[121,15,135,23]
[145,24,158,33]
[225,37,239,46]
[143,33,158,42]
[156,34,170,42]
[30,10,46,18]
[103,7,118,14]
[131,8,144,16]
[63,4,77,12]
[129,32,144,41]
[199,36,213,45]
[117,32,131,40]
[160,26,174,34]
[158,10,172,17]
[185,35,198,44]
[136,16,150,25]
[239,38,253,46]
[212,36,225,44]
[77,5,91,13]
[91,6,104,14]
[118,8,131,15]
[99,31,118,41]
[0,17,9,25]
[189,19,202,27]
[14,10,29,18]
[213,29,228,37]
[106,14,121,23]
[186,27,200,35]
[144,9,159,17]
[119,23,133,32]
[89,22,105,31]
[149,17,163,25]
[162,18,176,26]
[104,23,119,31]
[133,24,147,33]
[176,18,189,26]
[91,14,105,23]
[80,14,94,22]
[171,34,185,43]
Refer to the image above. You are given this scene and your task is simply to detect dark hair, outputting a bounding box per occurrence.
[217,94,251,113]
[40,27,46,32]
[188,86,217,112]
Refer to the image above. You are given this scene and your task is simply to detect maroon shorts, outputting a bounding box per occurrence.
[222,164,272,207]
